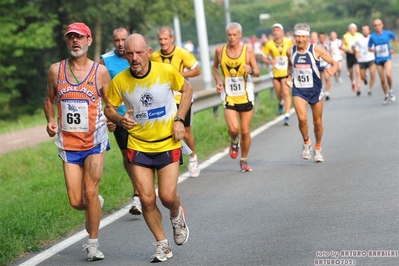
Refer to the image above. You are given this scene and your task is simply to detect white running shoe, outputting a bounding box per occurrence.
[389,93,396,102]
[314,149,324,163]
[301,142,312,160]
[129,196,142,215]
[188,155,200,177]
[82,242,104,261]
[150,241,173,262]
[383,96,389,105]
[171,206,189,245]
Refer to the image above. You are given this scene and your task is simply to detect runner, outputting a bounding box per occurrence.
[342,23,362,95]
[329,31,343,84]
[353,24,376,96]
[286,23,338,162]
[99,26,142,215]
[150,26,201,177]
[261,23,293,124]
[104,34,192,262]
[368,18,398,104]
[43,22,110,261]
[212,22,260,172]
[317,32,332,100]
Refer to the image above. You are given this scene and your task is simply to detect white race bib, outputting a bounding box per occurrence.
[61,99,89,132]
[376,44,389,57]
[225,77,245,96]
[274,56,288,70]
[294,66,313,88]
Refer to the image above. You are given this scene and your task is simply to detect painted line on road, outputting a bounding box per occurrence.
[17,110,294,266]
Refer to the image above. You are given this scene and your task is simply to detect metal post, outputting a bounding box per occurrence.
[224,0,231,26]
[193,0,212,90]
[173,15,182,47]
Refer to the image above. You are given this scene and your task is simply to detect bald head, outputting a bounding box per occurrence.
[373,19,384,33]
[124,34,152,76]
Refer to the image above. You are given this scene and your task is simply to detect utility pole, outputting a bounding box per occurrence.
[224,0,231,26]
[173,15,182,47]
[193,0,212,90]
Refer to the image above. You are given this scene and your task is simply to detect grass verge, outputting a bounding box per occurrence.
[0,89,280,266]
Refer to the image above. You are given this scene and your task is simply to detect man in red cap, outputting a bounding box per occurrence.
[43,22,111,261]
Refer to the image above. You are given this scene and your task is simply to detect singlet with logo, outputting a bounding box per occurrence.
[343,32,362,51]
[101,49,129,115]
[353,35,375,63]
[106,61,185,152]
[262,38,293,78]
[150,46,198,104]
[220,45,253,106]
[368,30,396,63]
[290,44,322,90]
[56,60,107,151]
[330,39,343,62]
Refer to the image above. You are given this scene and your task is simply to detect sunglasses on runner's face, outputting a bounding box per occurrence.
[65,34,88,40]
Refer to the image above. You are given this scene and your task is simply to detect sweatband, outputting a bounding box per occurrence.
[294,30,310,36]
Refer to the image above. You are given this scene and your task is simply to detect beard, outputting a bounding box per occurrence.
[68,43,89,57]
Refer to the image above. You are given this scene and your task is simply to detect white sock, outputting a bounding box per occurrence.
[285,113,290,118]
[171,208,182,221]
[88,238,98,244]
[159,239,168,244]
[189,154,197,162]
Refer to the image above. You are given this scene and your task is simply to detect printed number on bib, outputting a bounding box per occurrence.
[225,77,245,96]
[375,44,389,58]
[61,99,89,132]
[294,67,313,88]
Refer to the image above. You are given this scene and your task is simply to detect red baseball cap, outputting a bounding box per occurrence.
[64,22,91,37]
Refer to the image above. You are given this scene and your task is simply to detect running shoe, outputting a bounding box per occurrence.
[351,83,356,92]
[363,77,368,85]
[278,103,283,114]
[150,241,173,262]
[389,93,396,102]
[356,90,361,96]
[171,206,189,245]
[82,242,104,261]
[301,142,312,160]
[240,159,252,172]
[188,155,200,178]
[325,95,330,101]
[383,96,389,105]
[338,77,343,84]
[129,195,142,215]
[229,140,239,159]
[368,91,372,97]
[86,195,104,233]
[314,149,324,163]
[284,116,290,126]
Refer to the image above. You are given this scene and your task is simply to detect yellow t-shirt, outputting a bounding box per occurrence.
[262,38,293,78]
[343,32,362,51]
[106,61,185,152]
[150,46,197,104]
[219,45,254,106]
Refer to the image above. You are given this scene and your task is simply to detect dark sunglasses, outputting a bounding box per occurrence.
[65,34,88,40]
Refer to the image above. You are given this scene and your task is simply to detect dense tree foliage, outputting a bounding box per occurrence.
[0,0,397,119]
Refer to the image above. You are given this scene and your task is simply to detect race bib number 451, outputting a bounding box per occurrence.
[61,99,89,132]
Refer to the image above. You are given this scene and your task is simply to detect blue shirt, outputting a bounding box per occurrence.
[368,30,396,63]
[100,49,129,115]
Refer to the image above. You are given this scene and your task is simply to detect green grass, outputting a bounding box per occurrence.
[0,109,47,134]
[0,89,279,266]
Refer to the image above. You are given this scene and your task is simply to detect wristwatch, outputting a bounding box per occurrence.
[174,116,185,124]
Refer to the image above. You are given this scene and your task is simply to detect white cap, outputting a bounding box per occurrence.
[348,23,357,29]
[271,23,284,30]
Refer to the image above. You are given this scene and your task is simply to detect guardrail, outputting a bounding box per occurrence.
[192,74,274,116]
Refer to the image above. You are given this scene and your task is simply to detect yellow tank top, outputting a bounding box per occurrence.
[262,38,293,78]
[343,32,362,50]
[220,45,253,105]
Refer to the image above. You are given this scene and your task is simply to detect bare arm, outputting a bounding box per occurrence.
[180,65,200,78]
[43,63,59,137]
[244,46,260,77]
[212,46,224,93]
[315,45,338,77]
[173,80,193,142]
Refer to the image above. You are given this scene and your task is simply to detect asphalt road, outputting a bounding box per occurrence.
[10,55,399,266]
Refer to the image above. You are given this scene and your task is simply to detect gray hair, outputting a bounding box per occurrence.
[226,22,242,34]
[157,26,174,37]
[293,23,311,33]
[125,33,150,50]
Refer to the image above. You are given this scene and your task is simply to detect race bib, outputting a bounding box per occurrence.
[225,77,245,96]
[294,65,313,88]
[61,99,89,132]
[375,44,389,57]
[274,56,288,70]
